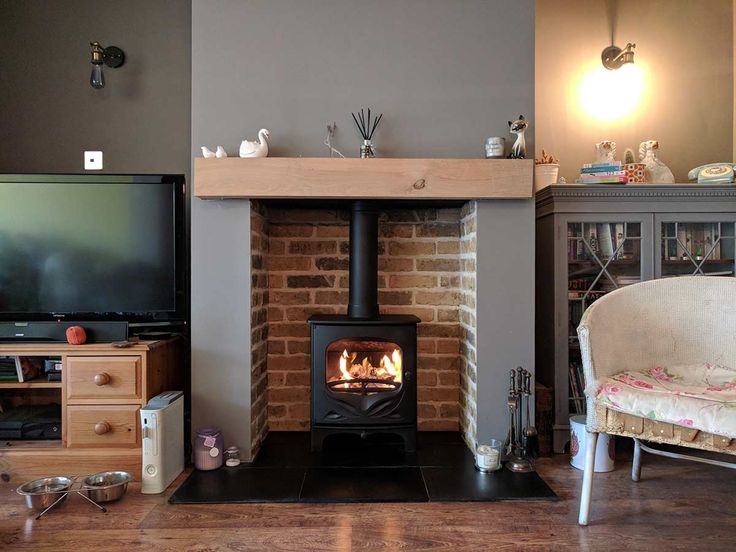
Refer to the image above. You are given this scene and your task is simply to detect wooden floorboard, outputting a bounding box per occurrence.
[2,453,735,551]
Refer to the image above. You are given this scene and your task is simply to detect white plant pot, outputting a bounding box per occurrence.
[534,163,559,192]
[569,415,615,472]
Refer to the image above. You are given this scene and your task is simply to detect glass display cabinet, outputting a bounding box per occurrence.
[536,185,736,452]
[656,217,736,278]
[566,220,647,416]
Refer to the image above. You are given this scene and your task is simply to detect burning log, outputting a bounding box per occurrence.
[332,347,403,390]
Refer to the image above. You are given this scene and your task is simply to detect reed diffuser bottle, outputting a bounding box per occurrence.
[360,140,375,158]
[352,108,382,158]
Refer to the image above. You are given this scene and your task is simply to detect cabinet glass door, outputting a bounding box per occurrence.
[566,222,643,415]
[660,222,736,277]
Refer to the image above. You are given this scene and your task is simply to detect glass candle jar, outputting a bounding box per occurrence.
[225,446,241,467]
[484,137,505,159]
[475,439,503,472]
[194,427,224,471]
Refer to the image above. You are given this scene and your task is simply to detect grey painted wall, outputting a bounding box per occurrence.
[475,200,535,442]
[192,0,534,159]
[192,0,535,451]
[190,199,253,455]
[0,0,191,174]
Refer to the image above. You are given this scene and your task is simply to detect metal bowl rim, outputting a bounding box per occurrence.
[16,476,74,496]
[82,470,133,490]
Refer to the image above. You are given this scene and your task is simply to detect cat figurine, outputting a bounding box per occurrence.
[507,115,528,159]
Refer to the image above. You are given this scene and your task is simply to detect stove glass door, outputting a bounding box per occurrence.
[325,338,403,394]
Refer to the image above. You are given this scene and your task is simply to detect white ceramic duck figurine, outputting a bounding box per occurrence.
[201,146,228,158]
[239,129,270,158]
[639,140,674,183]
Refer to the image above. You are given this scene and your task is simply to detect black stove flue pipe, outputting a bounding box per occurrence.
[348,200,380,319]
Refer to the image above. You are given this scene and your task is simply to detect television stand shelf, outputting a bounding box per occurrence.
[0,338,184,483]
[0,381,62,389]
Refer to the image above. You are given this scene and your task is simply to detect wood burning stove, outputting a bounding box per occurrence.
[309,201,419,452]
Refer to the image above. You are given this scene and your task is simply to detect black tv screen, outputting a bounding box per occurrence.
[0,174,186,321]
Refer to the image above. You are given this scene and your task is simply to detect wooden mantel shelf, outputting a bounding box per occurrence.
[194,157,533,200]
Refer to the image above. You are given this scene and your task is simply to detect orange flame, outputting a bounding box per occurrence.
[339,349,352,381]
[332,347,402,389]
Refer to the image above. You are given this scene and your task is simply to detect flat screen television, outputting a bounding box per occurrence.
[0,174,186,323]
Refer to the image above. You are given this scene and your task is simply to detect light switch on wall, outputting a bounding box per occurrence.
[84,150,103,170]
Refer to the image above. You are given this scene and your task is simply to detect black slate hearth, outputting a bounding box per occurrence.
[169,432,558,504]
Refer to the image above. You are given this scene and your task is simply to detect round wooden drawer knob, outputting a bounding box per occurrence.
[94,373,111,386]
[94,421,111,435]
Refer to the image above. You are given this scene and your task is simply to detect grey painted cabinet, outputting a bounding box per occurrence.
[536,185,736,452]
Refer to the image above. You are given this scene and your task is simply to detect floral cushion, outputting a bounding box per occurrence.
[594,363,736,439]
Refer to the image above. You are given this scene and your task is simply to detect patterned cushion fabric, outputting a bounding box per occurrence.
[594,363,736,439]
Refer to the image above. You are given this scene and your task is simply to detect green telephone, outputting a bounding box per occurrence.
[688,163,736,184]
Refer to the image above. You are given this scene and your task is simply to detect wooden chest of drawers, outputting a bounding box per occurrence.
[0,339,184,481]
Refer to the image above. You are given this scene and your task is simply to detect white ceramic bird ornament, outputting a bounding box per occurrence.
[240,128,270,158]
[201,146,228,158]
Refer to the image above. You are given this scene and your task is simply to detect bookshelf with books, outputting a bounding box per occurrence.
[658,219,736,278]
[566,221,643,424]
[0,355,62,385]
[536,184,736,452]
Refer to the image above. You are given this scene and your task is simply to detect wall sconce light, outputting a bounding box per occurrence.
[90,41,125,89]
[601,42,636,70]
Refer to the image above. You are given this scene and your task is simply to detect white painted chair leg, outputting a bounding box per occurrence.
[578,431,598,526]
[632,438,642,482]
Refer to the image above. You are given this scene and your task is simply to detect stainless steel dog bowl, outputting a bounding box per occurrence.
[16,476,73,511]
[81,471,132,503]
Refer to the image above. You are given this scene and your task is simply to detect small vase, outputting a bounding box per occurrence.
[360,140,375,158]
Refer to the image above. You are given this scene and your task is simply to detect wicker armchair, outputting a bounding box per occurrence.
[576,276,736,525]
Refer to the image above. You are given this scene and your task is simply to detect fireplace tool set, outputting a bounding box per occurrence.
[506,366,537,473]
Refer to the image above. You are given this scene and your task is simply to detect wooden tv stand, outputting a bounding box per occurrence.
[0,338,183,483]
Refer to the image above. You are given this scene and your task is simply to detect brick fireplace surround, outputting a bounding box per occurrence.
[250,203,478,455]
[192,191,534,462]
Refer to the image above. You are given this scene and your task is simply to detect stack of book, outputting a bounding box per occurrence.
[0,356,44,382]
[575,161,627,184]
[568,223,637,262]
[569,361,587,414]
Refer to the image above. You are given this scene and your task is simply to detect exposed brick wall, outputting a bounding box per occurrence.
[264,205,466,432]
[250,202,269,455]
[459,202,478,449]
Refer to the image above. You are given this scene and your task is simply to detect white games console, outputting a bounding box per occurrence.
[140,391,184,494]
